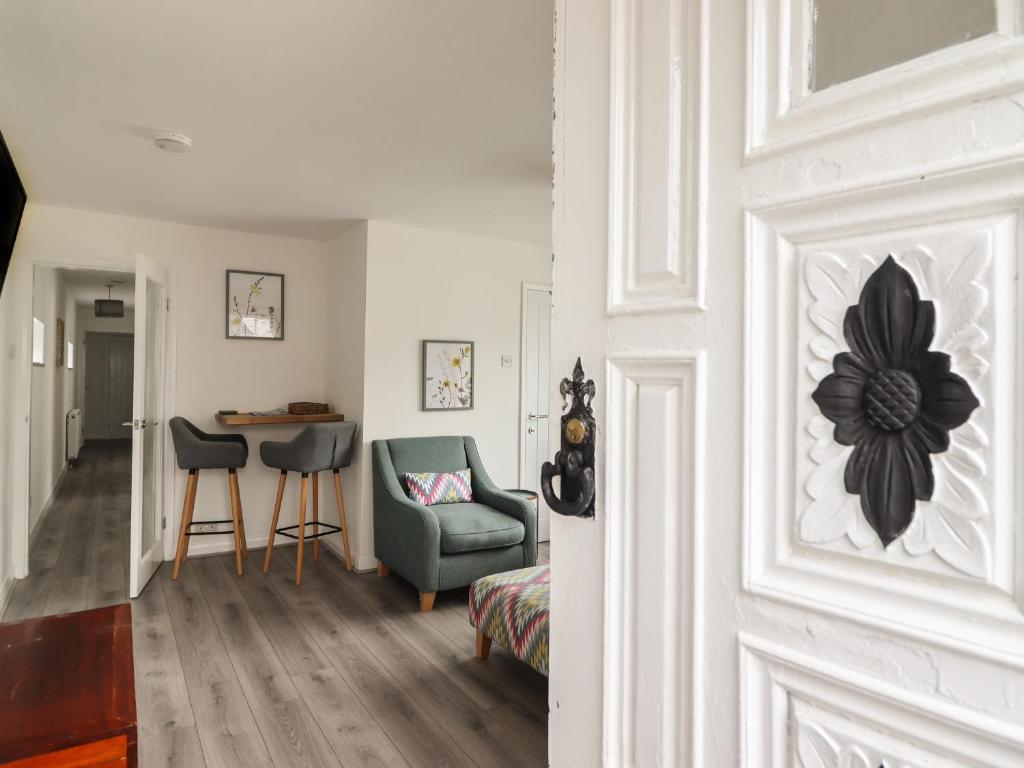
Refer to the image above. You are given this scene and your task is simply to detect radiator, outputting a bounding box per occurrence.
[66,408,83,463]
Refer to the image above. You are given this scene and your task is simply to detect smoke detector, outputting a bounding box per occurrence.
[153,131,192,153]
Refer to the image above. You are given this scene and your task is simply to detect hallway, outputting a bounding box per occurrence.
[3,439,130,622]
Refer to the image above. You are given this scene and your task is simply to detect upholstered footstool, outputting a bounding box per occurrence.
[469,565,549,677]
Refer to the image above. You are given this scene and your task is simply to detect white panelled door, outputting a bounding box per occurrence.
[521,284,553,541]
[551,0,1024,765]
[128,254,168,599]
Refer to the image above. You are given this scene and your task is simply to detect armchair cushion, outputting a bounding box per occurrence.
[404,470,474,505]
[433,503,525,554]
[388,436,469,476]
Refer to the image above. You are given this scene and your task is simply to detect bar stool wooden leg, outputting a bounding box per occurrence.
[312,472,320,561]
[172,470,199,580]
[263,471,287,574]
[238,497,248,560]
[333,469,354,572]
[296,473,309,586]
[228,469,244,576]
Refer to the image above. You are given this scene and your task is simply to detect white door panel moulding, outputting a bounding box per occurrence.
[607,0,707,314]
[746,0,1024,157]
[604,352,705,767]
[740,634,1024,767]
[744,158,1024,664]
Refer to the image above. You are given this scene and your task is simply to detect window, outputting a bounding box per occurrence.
[32,318,44,366]
[67,341,75,370]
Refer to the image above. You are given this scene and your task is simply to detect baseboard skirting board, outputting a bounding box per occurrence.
[0,571,16,620]
[29,463,70,548]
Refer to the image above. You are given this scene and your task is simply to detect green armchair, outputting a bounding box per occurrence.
[372,436,537,611]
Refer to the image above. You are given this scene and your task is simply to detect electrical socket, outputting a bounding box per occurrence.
[192,523,222,534]
[500,354,513,368]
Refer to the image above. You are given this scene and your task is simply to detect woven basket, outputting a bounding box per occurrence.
[288,401,330,416]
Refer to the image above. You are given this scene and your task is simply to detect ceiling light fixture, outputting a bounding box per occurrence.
[153,131,192,153]
[95,282,126,318]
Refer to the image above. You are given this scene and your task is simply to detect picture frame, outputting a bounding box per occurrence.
[422,340,474,411]
[55,318,65,367]
[226,269,284,340]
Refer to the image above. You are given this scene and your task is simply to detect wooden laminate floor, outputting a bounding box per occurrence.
[3,439,131,622]
[3,442,551,768]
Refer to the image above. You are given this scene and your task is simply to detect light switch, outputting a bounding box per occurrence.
[500,354,513,368]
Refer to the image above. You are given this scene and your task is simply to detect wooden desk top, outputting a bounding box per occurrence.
[215,412,346,426]
[0,604,137,764]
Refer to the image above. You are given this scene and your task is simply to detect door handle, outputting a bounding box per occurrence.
[124,419,160,430]
[540,358,596,519]
[528,413,549,420]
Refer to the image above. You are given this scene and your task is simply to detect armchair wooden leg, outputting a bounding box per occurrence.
[312,472,320,561]
[377,561,390,577]
[228,469,244,576]
[475,629,492,660]
[333,469,354,572]
[419,592,436,612]
[296,473,309,586]
[172,470,198,581]
[263,472,287,574]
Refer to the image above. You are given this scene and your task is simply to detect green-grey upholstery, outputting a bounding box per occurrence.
[169,417,248,470]
[260,422,357,474]
[372,436,537,594]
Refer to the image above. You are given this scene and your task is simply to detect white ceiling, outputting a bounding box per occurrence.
[0,1,553,245]
[59,268,135,309]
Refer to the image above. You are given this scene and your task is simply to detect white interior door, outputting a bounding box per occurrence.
[551,0,1024,765]
[128,254,167,598]
[520,284,552,541]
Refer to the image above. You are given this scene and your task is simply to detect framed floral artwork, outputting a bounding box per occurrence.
[226,270,284,339]
[422,340,474,411]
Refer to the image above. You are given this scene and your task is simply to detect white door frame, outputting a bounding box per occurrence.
[10,251,177,582]
[518,280,553,486]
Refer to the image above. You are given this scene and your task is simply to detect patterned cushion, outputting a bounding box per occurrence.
[404,469,473,505]
[469,565,549,677]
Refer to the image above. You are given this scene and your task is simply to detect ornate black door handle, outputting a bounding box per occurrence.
[540,358,596,518]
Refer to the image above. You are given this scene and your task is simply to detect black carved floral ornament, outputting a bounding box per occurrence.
[811,256,980,547]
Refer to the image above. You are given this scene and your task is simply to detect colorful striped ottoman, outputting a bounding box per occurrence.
[468,565,550,677]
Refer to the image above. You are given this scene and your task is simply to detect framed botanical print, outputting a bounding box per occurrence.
[422,340,474,411]
[226,270,284,339]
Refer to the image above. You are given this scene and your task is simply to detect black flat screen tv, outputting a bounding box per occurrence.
[0,129,27,296]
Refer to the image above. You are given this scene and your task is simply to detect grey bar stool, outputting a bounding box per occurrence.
[261,422,357,584]
[168,417,249,580]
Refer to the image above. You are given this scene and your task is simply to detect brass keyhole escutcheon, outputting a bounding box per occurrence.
[565,417,586,445]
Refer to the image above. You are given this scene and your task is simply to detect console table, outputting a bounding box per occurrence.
[0,604,137,767]
[215,412,345,426]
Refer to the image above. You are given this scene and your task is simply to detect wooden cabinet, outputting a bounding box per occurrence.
[0,605,137,767]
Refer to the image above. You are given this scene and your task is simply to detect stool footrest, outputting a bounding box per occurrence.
[274,522,341,541]
[185,519,237,536]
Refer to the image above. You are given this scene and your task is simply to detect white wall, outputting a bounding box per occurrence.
[0,252,29,611]
[348,220,552,569]
[0,203,333,581]
[323,222,369,566]
[28,266,79,534]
